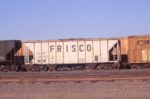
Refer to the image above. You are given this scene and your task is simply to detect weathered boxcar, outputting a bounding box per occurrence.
[128,35,150,68]
[21,38,121,71]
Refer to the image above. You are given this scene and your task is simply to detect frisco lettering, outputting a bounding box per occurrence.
[50,44,92,52]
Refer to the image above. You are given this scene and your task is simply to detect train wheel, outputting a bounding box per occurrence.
[112,63,120,69]
[40,66,48,72]
[85,64,97,71]
[97,64,113,70]
[48,65,56,71]
[31,66,40,72]
[24,65,32,72]
[130,64,140,69]
[143,64,150,69]
[10,66,18,72]
[2,66,11,72]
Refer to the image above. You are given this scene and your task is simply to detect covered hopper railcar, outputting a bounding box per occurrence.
[20,38,121,71]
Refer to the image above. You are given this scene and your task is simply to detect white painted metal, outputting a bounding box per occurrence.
[100,40,108,62]
[23,39,119,65]
[108,40,117,50]
[78,41,86,63]
[64,41,78,63]
[42,43,49,64]
[85,41,93,63]
[35,43,41,64]
[56,42,63,64]
[49,42,56,64]
[24,43,34,64]
[108,40,118,61]
[93,40,100,63]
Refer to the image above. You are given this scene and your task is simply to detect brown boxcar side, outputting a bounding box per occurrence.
[128,35,150,63]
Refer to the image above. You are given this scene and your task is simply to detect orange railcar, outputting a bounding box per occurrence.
[128,35,150,64]
[120,37,128,62]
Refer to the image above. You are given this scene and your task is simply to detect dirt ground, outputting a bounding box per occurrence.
[0,80,150,99]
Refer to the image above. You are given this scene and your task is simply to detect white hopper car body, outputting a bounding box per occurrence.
[23,38,120,66]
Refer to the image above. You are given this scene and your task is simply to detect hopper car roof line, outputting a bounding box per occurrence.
[22,38,120,43]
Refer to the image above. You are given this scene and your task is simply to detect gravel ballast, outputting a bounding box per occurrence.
[0,80,150,99]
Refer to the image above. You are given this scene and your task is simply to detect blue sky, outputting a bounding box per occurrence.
[0,0,150,40]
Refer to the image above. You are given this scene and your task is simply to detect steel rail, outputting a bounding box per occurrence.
[0,69,150,82]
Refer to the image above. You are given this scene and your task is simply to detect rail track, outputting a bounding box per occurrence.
[0,69,150,82]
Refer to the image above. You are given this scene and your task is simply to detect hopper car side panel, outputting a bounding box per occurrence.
[24,43,34,64]
[42,42,49,64]
[93,40,100,63]
[23,39,120,65]
[100,40,108,62]
[49,42,56,64]
[78,41,86,63]
[85,41,93,63]
[64,41,78,63]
